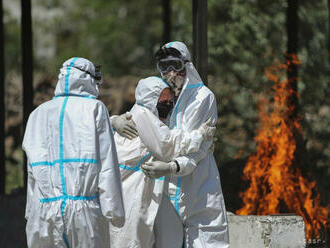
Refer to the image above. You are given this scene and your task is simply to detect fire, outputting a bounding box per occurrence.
[236,54,329,240]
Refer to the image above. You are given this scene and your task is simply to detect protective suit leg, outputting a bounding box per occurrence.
[65,201,109,248]
[154,194,184,248]
[26,203,66,248]
[182,190,229,248]
[26,230,64,248]
[184,223,229,248]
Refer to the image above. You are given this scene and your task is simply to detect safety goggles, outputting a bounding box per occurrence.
[156,57,186,74]
[72,65,103,84]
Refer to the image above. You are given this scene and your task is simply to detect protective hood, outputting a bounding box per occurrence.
[163,41,203,88]
[135,76,169,116]
[54,57,99,98]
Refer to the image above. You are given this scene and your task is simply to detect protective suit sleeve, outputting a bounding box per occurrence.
[96,102,125,227]
[22,111,39,220]
[174,141,211,176]
[173,92,218,176]
[133,107,205,162]
[25,161,35,220]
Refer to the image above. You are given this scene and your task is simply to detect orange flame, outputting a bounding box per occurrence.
[236,54,329,240]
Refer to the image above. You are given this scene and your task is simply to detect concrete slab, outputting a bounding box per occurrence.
[227,212,306,248]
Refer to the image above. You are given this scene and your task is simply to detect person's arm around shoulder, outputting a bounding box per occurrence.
[96,102,125,227]
[134,105,215,161]
[141,90,218,178]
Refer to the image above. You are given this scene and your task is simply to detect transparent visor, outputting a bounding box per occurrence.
[156,58,185,74]
[72,65,103,85]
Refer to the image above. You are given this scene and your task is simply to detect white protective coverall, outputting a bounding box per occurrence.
[22,57,125,248]
[137,42,230,248]
[110,76,207,248]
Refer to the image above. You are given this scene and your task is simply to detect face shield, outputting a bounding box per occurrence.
[72,64,103,85]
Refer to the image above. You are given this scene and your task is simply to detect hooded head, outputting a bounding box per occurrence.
[54,57,101,98]
[163,41,191,61]
[135,76,172,118]
[155,41,203,97]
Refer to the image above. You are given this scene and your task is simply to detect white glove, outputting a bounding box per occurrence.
[141,161,177,178]
[198,118,216,141]
[110,112,138,139]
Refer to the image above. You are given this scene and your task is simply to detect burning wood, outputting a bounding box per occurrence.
[236,54,329,241]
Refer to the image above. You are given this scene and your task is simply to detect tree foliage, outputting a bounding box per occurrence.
[3,0,329,209]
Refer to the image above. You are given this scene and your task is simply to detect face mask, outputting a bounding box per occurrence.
[163,73,185,97]
[156,101,173,119]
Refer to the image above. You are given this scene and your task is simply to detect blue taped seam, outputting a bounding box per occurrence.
[63,158,98,164]
[30,161,54,167]
[30,158,99,168]
[66,195,99,201]
[118,164,140,171]
[40,196,64,202]
[63,232,70,248]
[137,152,152,167]
[168,195,176,200]
[59,57,78,197]
[40,194,99,203]
[59,96,69,195]
[64,57,79,94]
[118,152,151,171]
[54,93,96,99]
[118,152,164,181]
[174,177,181,214]
[186,83,204,89]
[59,97,69,161]
[61,200,67,219]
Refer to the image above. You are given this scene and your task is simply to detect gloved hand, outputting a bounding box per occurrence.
[198,118,216,141]
[110,112,139,139]
[141,161,177,178]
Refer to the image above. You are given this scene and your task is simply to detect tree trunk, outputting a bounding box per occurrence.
[286,0,299,117]
[21,0,34,190]
[162,0,171,43]
[0,0,5,195]
[193,0,208,84]
[328,0,330,60]
[286,0,313,206]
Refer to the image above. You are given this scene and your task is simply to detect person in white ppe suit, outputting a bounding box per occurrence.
[140,41,230,248]
[110,76,214,248]
[22,57,125,248]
